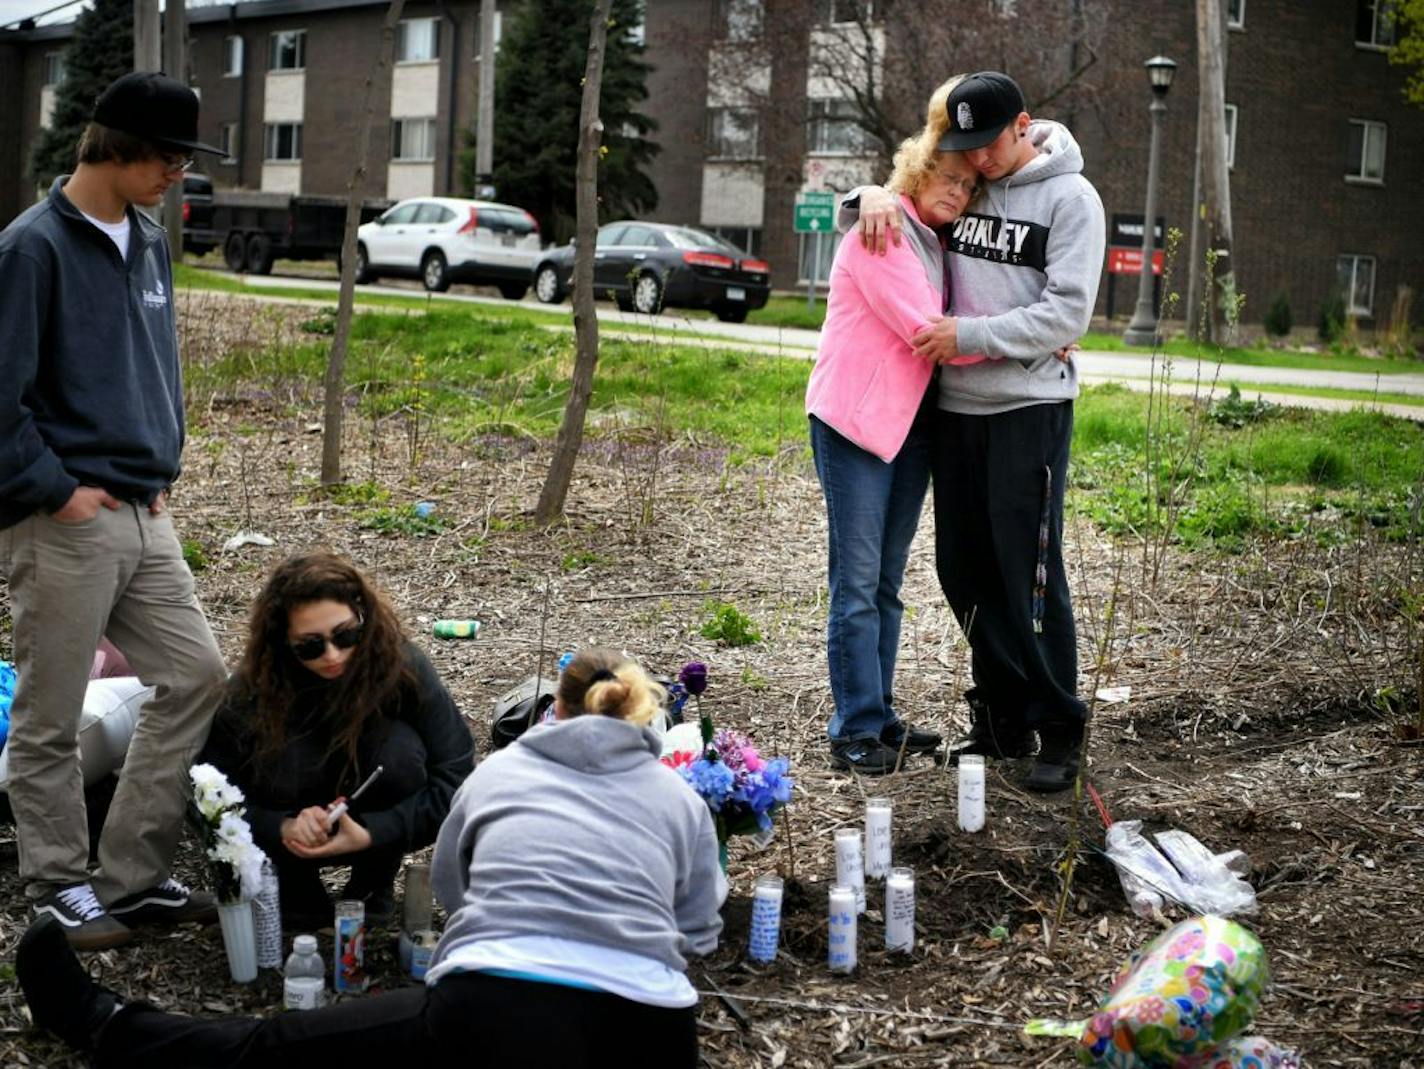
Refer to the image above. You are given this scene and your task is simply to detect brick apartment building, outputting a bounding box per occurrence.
[0,0,502,220]
[643,0,1424,331]
[2,0,1420,330]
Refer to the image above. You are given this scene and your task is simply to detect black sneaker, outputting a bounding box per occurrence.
[946,691,1035,764]
[108,877,218,926]
[17,916,122,1051]
[31,883,133,951]
[829,738,904,776]
[880,722,942,755]
[1025,720,1084,793]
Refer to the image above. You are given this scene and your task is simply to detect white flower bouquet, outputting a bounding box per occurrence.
[190,762,267,903]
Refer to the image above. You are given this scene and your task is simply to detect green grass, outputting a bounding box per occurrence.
[184,299,1424,547]
[1071,383,1424,545]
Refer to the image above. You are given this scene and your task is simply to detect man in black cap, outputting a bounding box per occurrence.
[0,72,229,948]
[841,71,1106,794]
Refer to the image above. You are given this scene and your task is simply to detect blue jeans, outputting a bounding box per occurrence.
[811,407,933,742]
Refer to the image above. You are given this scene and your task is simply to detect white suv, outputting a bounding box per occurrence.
[355,196,541,298]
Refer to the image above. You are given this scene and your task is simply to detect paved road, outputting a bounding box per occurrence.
[230,273,1424,420]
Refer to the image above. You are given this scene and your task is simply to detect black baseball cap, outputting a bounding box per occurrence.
[93,71,225,155]
[937,71,1026,151]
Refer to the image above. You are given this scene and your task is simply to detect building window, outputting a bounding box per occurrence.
[1346,119,1386,182]
[1336,255,1375,317]
[1224,104,1237,169]
[808,99,871,155]
[396,18,439,62]
[391,117,437,161]
[721,0,763,39]
[223,35,243,77]
[264,122,302,161]
[709,108,760,160]
[43,51,66,85]
[710,226,763,257]
[1355,0,1396,47]
[1227,0,1244,29]
[220,122,239,163]
[268,30,306,71]
[819,0,872,23]
[799,230,840,283]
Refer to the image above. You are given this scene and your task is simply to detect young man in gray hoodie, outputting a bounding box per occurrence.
[0,72,229,947]
[844,71,1106,792]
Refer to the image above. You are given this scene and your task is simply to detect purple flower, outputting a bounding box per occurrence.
[679,662,708,696]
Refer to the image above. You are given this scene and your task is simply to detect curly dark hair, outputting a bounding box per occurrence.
[236,552,413,774]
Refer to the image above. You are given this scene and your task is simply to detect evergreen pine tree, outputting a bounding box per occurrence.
[30,0,135,191]
[466,0,657,243]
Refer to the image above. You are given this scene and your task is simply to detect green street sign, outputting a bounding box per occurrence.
[794,192,836,233]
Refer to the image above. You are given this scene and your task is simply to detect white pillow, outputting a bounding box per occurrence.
[0,676,151,791]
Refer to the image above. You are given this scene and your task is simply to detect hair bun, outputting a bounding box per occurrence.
[589,668,617,683]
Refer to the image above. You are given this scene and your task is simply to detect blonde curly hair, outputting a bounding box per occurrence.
[887,74,978,201]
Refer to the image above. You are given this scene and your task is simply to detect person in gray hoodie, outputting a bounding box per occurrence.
[0,72,229,950]
[15,648,725,1068]
[843,71,1106,793]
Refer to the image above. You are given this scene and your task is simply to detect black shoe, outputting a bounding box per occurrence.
[16,916,122,1052]
[829,738,904,776]
[31,883,133,951]
[108,877,217,926]
[1025,720,1084,793]
[947,691,1035,764]
[880,721,942,755]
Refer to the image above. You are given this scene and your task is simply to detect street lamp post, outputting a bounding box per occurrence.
[1123,55,1177,347]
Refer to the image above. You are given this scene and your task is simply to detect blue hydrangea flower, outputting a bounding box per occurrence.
[681,758,735,811]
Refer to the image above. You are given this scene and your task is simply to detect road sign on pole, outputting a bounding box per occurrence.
[794,191,836,234]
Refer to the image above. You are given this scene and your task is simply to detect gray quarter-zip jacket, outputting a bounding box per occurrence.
[0,177,184,528]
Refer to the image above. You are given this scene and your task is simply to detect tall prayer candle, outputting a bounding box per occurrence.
[747,875,783,963]
[885,867,916,952]
[828,884,857,973]
[833,827,866,913]
[865,798,892,879]
[958,754,986,833]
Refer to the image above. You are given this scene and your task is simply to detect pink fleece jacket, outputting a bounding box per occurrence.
[805,195,982,463]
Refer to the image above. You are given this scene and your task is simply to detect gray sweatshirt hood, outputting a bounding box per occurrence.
[517,715,663,774]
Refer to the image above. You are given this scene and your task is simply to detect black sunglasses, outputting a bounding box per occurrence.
[289,621,364,662]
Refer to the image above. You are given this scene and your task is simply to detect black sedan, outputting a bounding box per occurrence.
[531,221,770,322]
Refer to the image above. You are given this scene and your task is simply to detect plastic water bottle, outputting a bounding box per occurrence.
[283,934,326,1010]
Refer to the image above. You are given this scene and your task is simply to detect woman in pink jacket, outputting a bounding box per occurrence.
[807,106,982,775]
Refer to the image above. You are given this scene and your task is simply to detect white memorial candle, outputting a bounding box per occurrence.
[958,754,986,833]
[833,827,866,913]
[885,867,916,952]
[828,884,857,973]
[747,874,783,963]
[865,798,892,879]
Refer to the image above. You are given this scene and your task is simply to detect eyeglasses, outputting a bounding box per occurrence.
[289,621,364,662]
[929,171,978,196]
[159,153,196,175]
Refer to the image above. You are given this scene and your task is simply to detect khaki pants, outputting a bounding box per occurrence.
[1,504,227,902]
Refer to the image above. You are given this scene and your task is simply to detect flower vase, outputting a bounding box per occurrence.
[217,899,258,983]
[718,840,729,874]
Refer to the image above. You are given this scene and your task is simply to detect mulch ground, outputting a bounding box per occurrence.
[1,294,1420,1068]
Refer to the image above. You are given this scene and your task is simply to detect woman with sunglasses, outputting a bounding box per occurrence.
[199,552,474,927]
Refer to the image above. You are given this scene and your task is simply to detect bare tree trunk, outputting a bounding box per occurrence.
[1195,0,1235,342]
[322,0,405,487]
[134,0,159,71]
[162,0,186,264]
[474,0,496,192]
[534,0,613,525]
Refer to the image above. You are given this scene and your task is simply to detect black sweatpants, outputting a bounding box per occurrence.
[932,402,1086,727]
[95,971,699,1069]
